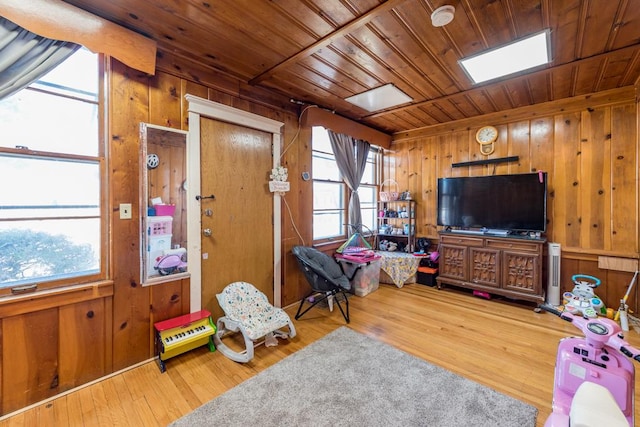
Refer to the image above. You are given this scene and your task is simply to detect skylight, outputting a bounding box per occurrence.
[459,30,551,84]
[345,84,413,112]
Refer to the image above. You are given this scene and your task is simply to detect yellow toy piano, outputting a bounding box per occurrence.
[154,309,216,372]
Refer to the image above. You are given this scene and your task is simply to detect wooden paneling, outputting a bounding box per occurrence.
[109,60,153,371]
[0,288,113,415]
[610,104,638,253]
[59,299,107,391]
[148,72,183,129]
[389,95,639,313]
[553,112,581,248]
[2,309,58,414]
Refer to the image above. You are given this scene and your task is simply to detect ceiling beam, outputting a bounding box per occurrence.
[249,0,408,86]
[302,106,392,149]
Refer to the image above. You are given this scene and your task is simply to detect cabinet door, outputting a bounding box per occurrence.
[469,248,500,288]
[502,251,540,294]
[439,244,468,281]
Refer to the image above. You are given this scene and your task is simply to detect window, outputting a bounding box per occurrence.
[0,48,104,293]
[312,127,379,242]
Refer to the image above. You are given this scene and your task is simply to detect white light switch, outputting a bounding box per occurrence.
[120,203,132,219]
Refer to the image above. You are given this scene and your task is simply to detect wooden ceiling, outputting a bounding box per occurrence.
[63,0,640,135]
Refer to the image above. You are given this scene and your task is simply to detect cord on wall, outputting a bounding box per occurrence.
[282,196,305,246]
[279,103,319,247]
[280,104,318,161]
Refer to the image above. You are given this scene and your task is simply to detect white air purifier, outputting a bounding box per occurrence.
[547,243,561,306]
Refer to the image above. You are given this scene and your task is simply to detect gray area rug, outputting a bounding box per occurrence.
[170,327,537,426]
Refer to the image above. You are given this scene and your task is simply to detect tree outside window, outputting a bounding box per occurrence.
[0,48,104,292]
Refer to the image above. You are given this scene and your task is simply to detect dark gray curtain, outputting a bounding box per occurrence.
[327,130,371,233]
[0,17,80,100]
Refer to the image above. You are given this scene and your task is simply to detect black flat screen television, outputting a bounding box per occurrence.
[437,172,547,233]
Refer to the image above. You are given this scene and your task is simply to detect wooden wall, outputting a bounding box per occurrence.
[0,53,637,416]
[0,57,312,416]
[389,86,639,314]
[107,57,310,376]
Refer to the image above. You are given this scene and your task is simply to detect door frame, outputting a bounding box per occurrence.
[185,94,284,311]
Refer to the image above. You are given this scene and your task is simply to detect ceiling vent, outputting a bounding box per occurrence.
[431,5,455,27]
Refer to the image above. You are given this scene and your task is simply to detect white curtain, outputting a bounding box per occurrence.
[327,130,371,234]
[0,17,80,100]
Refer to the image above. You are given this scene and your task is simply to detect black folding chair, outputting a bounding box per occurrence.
[292,246,359,324]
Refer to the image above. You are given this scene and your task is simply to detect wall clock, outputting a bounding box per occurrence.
[475,125,498,144]
[475,125,498,155]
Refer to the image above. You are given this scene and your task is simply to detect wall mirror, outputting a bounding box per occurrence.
[140,123,189,286]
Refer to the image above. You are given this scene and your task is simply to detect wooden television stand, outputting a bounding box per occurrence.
[437,231,546,303]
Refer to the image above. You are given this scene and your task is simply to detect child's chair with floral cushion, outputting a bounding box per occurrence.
[213,281,296,363]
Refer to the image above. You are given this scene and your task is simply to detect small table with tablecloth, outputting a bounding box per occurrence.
[377,251,422,288]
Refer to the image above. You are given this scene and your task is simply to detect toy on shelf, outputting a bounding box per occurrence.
[378,240,398,252]
[562,274,607,318]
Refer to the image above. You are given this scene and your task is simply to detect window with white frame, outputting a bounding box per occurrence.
[312,126,379,242]
[0,48,104,293]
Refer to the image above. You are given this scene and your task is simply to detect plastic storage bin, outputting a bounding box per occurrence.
[146,216,173,278]
[337,257,381,297]
[154,204,176,216]
[147,216,173,236]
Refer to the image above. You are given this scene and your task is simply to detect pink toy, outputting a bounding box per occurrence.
[154,253,187,275]
[541,304,640,426]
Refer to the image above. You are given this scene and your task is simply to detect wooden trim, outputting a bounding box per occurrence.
[0,0,156,74]
[560,247,640,261]
[0,280,114,318]
[301,107,392,149]
[186,108,202,311]
[186,95,284,134]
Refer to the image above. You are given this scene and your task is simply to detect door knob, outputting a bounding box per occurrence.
[203,228,212,237]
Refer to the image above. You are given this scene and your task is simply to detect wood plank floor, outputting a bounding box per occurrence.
[2,283,640,426]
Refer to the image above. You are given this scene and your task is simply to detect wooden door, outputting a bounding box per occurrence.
[199,118,274,321]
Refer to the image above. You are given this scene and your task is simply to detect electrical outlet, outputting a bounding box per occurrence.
[120,203,132,219]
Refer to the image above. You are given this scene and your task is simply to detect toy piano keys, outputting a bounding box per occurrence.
[154,309,216,372]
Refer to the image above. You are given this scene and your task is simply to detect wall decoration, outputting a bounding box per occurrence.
[269,165,290,195]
